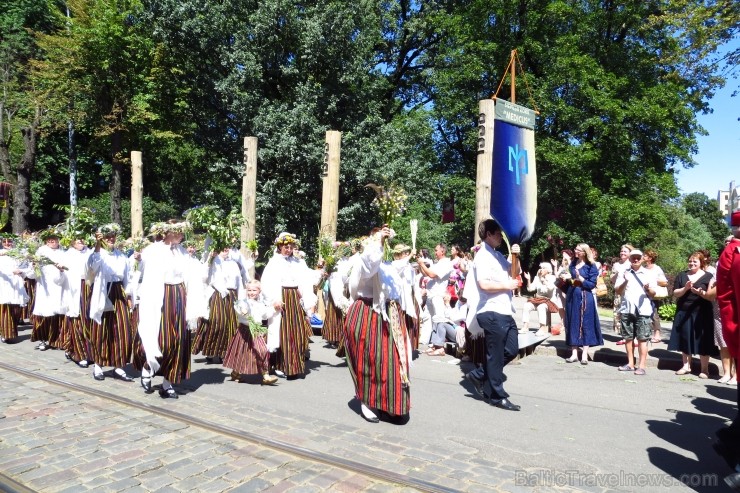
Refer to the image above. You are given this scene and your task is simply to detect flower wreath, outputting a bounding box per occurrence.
[274,232,298,247]
[39,225,64,241]
[98,223,122,236]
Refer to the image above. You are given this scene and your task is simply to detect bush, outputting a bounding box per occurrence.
[658,302,677,321]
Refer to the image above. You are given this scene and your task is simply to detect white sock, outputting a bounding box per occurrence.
[162,379,172,390]
[93,364,103,376]
[114,368,126,377]
[360,403,377,420]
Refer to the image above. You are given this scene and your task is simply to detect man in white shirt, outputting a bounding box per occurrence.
[416,243,453,352]
[465,219,521,411]
[614,249,655,375]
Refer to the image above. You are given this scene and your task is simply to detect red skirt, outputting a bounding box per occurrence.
[275,287,311,377]
[343,298,410,416]
[223,323,269,375]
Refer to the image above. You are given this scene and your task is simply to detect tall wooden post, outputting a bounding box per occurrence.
[474,99,495,242]
[319,130,341,240]
[130,151,143,237]
[241,137,258,278]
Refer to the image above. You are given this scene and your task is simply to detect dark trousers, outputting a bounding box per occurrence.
[470,311,519,400]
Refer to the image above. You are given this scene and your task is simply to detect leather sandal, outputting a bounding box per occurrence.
[428,348,446,356]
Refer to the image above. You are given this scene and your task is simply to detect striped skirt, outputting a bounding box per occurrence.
[21,278,36,322]
[408,297,421,350]
[88,282,133,367]
[223,324,269,375]
[64,316,89,362]
[0,304,21,339]
[321,294,344,344]
[276,287,311,377]
[343,298,411,416]
[192,289,237,358]
[32,315,63,346]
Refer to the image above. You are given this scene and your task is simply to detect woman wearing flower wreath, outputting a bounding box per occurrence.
[0,234,31,343]
[260,232,318,379]
[61,235,94,367]
[223,280,278,385]
[191,245,243,363]
[87,224,135,382]
[31,227,69,351]
[135,220,195,398]
[344,226,411,423]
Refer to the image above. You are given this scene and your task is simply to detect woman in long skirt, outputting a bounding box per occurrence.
[261,233,318,379]
[192,248,241,361]
[343,226,411,423]
[87,225,134,382]
[0,235,30,343]
[136,221,194,399]
[62,237,93,367]
[31,228,68,351]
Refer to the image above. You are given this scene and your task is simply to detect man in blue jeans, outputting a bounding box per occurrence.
[465,219,521,411]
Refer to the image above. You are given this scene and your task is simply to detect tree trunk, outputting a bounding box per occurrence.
[0,101,18,186]
[110,130,122,225]
[12,106,41,234]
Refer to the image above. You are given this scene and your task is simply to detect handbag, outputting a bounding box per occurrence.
[652,285,668,299]
[595,276,608,297]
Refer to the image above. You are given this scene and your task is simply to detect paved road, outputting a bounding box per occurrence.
[0,308,735,493]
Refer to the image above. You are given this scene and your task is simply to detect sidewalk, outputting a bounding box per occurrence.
[513,297,721,374]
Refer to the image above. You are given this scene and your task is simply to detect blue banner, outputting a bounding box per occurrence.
[490,101,537,243]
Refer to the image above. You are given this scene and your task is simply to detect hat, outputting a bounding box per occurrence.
[731,210,740,227]
[393,243,411,255]
[628,249,643,259]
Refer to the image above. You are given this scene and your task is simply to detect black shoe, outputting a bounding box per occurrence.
[465,373,487,399]
[726,472,740,492]
[114,371,134,382]
[93,372,105,381]
[159,388,178,399]
[76,360,89,368]
[491,398,521,411]
[64,352,72,360]
[38,342,49,351]
[360,411,379,423]
[140,376,152,393]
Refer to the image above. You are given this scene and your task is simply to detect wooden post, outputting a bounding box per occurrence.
[474,99,495,242]
[241,137,258,279]
[319,130,341,241]
[130,151,143,237]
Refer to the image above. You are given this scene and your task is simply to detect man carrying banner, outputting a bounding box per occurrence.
[465,218,521,411]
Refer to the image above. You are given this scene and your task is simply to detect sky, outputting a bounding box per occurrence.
[674,45,739,200]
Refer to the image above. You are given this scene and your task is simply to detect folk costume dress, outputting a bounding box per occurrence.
[261,251,318,377]
[192,254,242,359]
[323,256,353,348]
[62,245,93,364]
[0,249,30,341]
[31,244,69,349]
[87,247,133,369]
[564,261,604,348]
[343,240,411,417]
[223,295,275,378]
[136,241,195,384]
[392,255,419,352]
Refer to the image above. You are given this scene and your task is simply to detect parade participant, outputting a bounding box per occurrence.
[614,250,655,375]
[716,211,740,482]
[87,224,134,382]
[344,226,411,423]
[61,236,93,367]
[322,243,354,350]
[0,234,30,343]
[668,251,714,378]
[464,219,521,411]
[136,220,193,399]
[521,262,557,336]
[223,280,278,385]
[31,227,68,351]
[191,247,242,363]
[562,243,604,365]
[261,232,317,379]
[549,249,573,335]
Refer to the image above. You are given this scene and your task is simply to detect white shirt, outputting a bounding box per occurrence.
[616,266,656,316]
[426,257,453,297]
[474,243,514,316]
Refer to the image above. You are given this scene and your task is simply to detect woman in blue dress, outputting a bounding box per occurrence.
[562,243,604,364]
